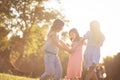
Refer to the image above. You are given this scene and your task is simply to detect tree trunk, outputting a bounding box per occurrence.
[0,49,14,73]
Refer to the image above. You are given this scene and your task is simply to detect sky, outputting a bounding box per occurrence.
[44,0,120,61]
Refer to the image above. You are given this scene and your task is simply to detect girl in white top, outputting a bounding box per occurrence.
[41,19,65,80]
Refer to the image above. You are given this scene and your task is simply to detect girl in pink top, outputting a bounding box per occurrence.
[63,28,84,80]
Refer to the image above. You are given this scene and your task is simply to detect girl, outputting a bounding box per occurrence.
[64,28,84,80]
[40,19,65,80]
[83,20,105,80]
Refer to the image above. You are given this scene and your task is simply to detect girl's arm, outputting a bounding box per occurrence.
[67,38,85,53]
[99,34,105,46]
[50,33,78,54]
[59,40,72,53]
[59,40,69,50]
[50,33,64,49]
[49,32,73,53]
[50,33,71,51]
[79,37,86,45]
[54,39,76,54]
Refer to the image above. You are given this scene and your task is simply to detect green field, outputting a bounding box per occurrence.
[0,73,39,80]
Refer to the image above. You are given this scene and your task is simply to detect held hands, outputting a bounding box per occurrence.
[59,40,70,52]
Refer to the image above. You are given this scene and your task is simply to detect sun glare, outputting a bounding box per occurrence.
[61,0,120,60]
[48,0,120,61]
[43,0,62,12]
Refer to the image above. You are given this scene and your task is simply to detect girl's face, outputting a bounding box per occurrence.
[90,21,100,32]
[56,26,64,32]
[69,31,76,41]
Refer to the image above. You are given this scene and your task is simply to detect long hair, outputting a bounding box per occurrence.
[47,19,64,37]
[69,28,80,42]
[50,19,64,31]
[90,20,104,45]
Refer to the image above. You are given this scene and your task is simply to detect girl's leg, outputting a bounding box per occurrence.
[91,71,98,80]
[54,56,62,80]
[72,78,80,80]
[85,65,98,80]
[91,65,98,80]
[85,71,91,80]
[65,77,80,80]
[82,68,88,80]
[75,78,81,80]
[40,54,55,80]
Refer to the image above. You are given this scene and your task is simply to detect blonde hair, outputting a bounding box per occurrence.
[90,20,104,45]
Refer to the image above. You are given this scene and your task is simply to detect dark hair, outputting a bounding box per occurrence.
[69,28,80,41]
[50,19,64,31]
[47,19,64,37]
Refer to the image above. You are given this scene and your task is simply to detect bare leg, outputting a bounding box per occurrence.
[85,66,98,80]
[91,71,98,80]
[85,70,92,80]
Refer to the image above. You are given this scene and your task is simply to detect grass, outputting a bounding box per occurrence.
[0,73,39,80]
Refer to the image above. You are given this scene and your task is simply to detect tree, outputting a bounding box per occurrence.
[0,27,12,73]
[9,25,48,77]
[0,0,65,76]
[103,52,120,80]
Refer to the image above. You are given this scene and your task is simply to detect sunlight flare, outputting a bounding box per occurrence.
[44,0,120,61]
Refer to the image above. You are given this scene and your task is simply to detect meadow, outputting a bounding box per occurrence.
[0,73,39,80]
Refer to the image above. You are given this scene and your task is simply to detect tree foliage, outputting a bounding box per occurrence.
[0,0,66,76]
[103,52,120,80]
[0,0,59,34]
